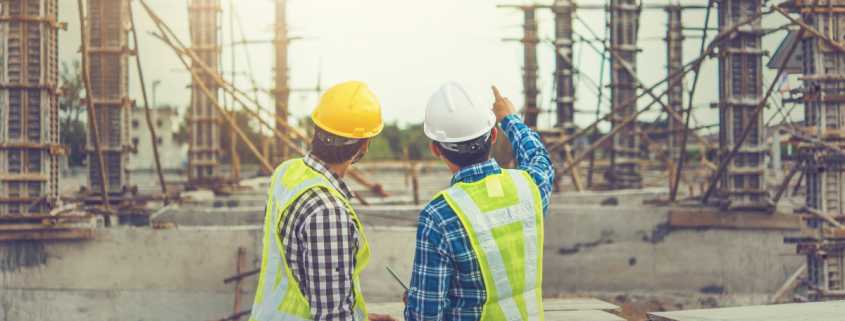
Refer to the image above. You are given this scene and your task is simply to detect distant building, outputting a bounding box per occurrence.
[127,107,186,171]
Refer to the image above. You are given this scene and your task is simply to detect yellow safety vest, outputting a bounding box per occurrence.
[437,169,545,321]
[250,158,370,321]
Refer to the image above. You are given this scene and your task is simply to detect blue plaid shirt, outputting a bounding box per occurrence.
[404,114,554,321]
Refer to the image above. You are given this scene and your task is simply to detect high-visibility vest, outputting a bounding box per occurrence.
[437,169,545,321]
[250,158,370,321]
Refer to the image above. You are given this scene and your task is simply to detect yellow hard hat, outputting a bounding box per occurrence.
[311,81,384,139]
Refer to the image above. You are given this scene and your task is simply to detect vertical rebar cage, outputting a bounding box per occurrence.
[607,0,642,189]
[796,0,845,299]
[0,0,60,215]
[86,0,131,197]
[187,0,222,184]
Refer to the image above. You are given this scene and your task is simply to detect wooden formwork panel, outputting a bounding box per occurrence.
[187,0,222,183]
[717,0,768,209]
[0,0,60,215]
[85,0,130,196]
[606,0,642,189]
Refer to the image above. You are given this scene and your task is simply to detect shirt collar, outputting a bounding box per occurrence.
[450,159,502,186]
[304,154,354,199]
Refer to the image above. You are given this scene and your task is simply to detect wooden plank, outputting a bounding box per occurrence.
[668,208,801,230]
[0,229,95,241]
[543,298,619,311]
[546,310,625,321]
[648,300,845,321]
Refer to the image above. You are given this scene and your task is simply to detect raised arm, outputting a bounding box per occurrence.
[492,86,555,214]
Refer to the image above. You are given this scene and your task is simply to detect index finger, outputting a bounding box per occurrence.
[492,85,504,101]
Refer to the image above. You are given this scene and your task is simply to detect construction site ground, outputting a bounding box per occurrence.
[0,162,807,321]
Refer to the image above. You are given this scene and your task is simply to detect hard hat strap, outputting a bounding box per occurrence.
[437,132,492,154]
[316,128,362,146]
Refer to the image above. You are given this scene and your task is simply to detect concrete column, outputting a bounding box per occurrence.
[553,0,576,132]
[274,0,290,164]
[86,0,132,197]
[795,0,845,300]
[187,0,223,185]
[665,5,684,161]
[606,0,642,189]
[716,0,767,209]
[0,0,61,214]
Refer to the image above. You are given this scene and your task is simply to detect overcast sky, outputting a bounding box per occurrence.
[57,0,796,133]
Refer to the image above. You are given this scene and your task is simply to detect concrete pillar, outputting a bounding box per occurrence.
[553,0,576,132]
[716,0,768,209]
[86,0,132,198]
[187,0,223,185]
[795,0,845,300]
[606,0,642,189]
[521,7,540,128]
[273,0,290,164]
[665,4,684,161]
[0,0,61,214]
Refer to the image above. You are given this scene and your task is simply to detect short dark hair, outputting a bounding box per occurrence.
[434,132,493,168]
[310,127,367,164]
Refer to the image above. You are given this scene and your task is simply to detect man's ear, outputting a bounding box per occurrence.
[491,127,499,145]
[430,142,441,159]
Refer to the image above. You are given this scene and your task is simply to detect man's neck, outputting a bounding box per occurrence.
[327,162,350,178]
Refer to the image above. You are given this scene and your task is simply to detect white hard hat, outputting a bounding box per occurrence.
[423,82,496,143]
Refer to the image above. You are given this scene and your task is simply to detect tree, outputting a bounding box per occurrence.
[59,60,87,166]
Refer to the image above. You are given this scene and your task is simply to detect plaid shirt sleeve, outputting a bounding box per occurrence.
[285,188,358,321]
[405,201,453,321]
[500,114,555,214]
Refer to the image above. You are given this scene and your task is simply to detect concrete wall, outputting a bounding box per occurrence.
[0,202,803,321]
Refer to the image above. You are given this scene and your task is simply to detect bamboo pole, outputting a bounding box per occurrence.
[127,1,168,202]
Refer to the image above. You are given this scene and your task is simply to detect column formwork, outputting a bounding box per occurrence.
[522,6,540,128]
[665,5,684,160]
[717,0,768,210]
[606,0,642,189]
[553,0,576,131]
[187,0,222,185]
[794,0,845,300]
[85,0,132,198]
[0,0,60,214]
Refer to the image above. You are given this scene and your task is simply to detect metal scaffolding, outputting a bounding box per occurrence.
[86,0,131,198]
[273,0,289,164]
[187,0,223,185]
[606,0,642,189]
[0,0,60,214]
[665,4,684,161]
[553,0,575,131]
[716,0,768,209]
[793,0,845,300]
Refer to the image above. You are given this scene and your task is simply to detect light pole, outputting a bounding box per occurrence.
[152,79,161,108]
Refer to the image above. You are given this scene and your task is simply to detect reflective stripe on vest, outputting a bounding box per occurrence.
[441,169,544,321]
[250,159,370,321]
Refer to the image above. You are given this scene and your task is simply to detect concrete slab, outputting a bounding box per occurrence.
[648,300,845,321]
[546,310,625,321]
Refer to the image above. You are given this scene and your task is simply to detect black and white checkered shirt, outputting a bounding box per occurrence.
[279,155,359,321]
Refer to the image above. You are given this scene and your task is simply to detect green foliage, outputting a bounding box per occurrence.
[362,122,433,161]
[62,120,87,166]
[59,60,87,166]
